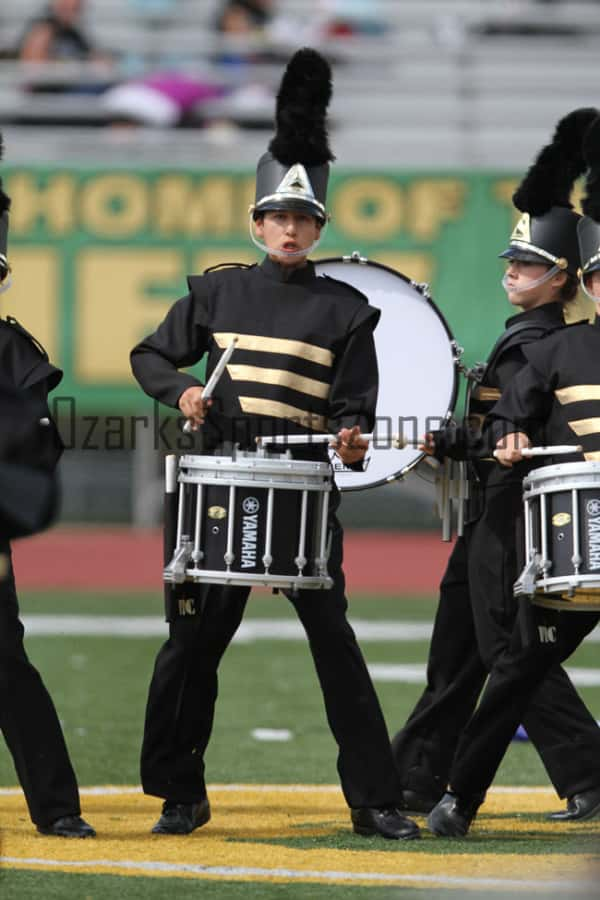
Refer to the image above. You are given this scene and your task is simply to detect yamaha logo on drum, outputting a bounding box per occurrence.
[241,496,260,569]
[585,497,600,572]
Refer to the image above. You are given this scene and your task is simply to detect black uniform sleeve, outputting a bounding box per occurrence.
[493,344,529,388]
[429,424,485,462]
[487,360,554,443]
[130,291,210,408]
[328,317,378,434]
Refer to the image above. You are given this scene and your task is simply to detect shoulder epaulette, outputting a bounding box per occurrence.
[203,262,254,274]
[2,316,49,358]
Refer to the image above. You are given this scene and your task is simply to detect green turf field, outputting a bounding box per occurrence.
[3,591,598,788]
[1,590,599,897]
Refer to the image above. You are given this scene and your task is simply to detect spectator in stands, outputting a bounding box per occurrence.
[19,0,102,62]
[101,71,228,128]
[215,0,273,33]
[214,0,282,66]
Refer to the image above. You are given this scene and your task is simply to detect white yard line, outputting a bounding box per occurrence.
[18,615,600,644]
[367,663,600,687]
[0,855,594,891]
[20,616,436,641]
[0,784,556,797]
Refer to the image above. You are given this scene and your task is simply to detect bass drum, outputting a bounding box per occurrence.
[315,256,459,490]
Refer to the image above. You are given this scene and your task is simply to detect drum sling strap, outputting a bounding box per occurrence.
[478,319,564,384]
[462,320,564,523]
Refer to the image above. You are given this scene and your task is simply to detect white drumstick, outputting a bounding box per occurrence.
[257,433,415,448]
[493,444,583,459]
[182,337,238,433]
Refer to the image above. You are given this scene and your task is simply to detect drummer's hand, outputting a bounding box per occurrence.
[494,431,531,467]
[418,432,436,455]
[178,386,212,430]
[331,426,369,465]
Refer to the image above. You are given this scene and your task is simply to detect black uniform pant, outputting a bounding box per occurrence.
[0,542,80,827]
[392,486,600,800]
[450,605,600,797]
[141,517,403,809]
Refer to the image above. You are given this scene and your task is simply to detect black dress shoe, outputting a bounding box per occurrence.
[399,789,441,815]
[427,791,484,837]
[351,807,420,840]
[548,787,600,821]
[151,797,211,834]
[37,815,96,838]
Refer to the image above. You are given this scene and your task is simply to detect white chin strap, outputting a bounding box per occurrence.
[501,264,561,295]
[249,215,328,260]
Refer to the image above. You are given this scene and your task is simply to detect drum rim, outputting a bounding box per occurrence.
[179,453,332,475]
[524,460,600,485]
[315,255,459,491]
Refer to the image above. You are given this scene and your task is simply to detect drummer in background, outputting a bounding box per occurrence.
[427,114,600,837]
[0,134,95,839]
[392,109,600,822]
[130,49,419,842]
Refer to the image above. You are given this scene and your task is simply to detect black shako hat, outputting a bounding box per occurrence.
[578,116,600,277]
[500,107,598,276]
[0,132,10,283]
[252,48,334,223]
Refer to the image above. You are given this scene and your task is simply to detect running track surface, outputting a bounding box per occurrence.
[12,529,451,594]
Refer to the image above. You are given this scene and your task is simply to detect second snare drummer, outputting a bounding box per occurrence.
[426,115,600,838]
[130,49,418,842]
[391,108,600,818]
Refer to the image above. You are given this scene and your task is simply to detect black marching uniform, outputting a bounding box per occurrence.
[131,257,405,810]
[446,318,600,799]
[392,302,600,804]
[0,318,83,829]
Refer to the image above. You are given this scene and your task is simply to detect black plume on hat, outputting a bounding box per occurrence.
[513,107,599,216]
[268,48,334,167]
[581,115,600,222]
[0,131,10,218]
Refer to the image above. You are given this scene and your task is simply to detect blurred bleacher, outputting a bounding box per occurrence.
[0,0,598,168]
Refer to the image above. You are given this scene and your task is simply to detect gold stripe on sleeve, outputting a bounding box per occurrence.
[568,418,600,437]
[239,397,327,432]
[556,385,600,404]
[227,364,330,399]
[584,451,600,461]
[473,387,501,402]
[214,332,334,367]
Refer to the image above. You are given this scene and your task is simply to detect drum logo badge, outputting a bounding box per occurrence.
[552,512,571,527]
[241,496,260,569]
[585,498,600,571]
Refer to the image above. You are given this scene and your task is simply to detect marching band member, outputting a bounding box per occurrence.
[428,114,600,837]
[0,135,95,838]
[131,49,418,841]
[392,109,600,819]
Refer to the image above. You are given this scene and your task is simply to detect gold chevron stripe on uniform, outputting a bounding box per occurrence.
[473,387,501,402]
[584,451,600,461]
[239,397,327,432]
[227,364,330,399]
[556,385,600,404]
[568,417,600,437]
[214,332,334,367]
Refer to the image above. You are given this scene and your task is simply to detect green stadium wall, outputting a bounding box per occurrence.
[2,167,593,413]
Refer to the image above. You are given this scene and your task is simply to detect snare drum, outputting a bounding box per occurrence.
[314,256,459,490]
[515,461,600,610]
[164,450,333,591]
